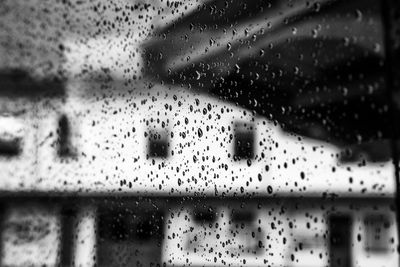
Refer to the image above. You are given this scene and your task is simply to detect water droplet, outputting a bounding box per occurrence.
[311,29,318,38]
[355,9,362,21]
[342,87,348,96]
[234,64,240,73]
[373,43,381,53]
[267,186,273,194]
[313,2,321,12]
[195,70,201,80]
[209,38,215,46]
[343,37,350,46]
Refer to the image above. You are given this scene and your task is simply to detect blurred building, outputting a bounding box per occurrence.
[0,69,397,266]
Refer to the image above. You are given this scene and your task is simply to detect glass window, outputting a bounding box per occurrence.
[147,130,169,158]
[57,114,76,157]
[364,214,391,253]
[0,115,22,157]
[0,0,400,266]
[233,122,254,160]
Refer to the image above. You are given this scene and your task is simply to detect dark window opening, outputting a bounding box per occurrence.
[57,115,76,158]
[147,131,168,158]
[97,208,164,267]
[231,210,254,223]
[135,213,164,241]
[329,214,352,267]
[98,209,164,242]
[98,210,133,242]
[364,214,391,253]
[229,209,262,255]
[0,138,21,157]
[193,207,216,224]
[233,123,254,160]
[60,206,78,267]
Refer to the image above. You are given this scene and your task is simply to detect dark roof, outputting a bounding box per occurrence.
[143,0,394,148]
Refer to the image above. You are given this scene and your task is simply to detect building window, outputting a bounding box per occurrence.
[0,138,21,157]
[233,122,254,160]
[97,208,164,266]
[147,130,169,158]
[229,209,262,255]
[57,114,76,158]
[0,116,22,157]
[364,214,391,253]
[98,209,164,242]
[329,215,352,267]
[193,207,216,225]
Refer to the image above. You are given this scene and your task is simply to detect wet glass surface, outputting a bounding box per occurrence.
[0,0,400,266]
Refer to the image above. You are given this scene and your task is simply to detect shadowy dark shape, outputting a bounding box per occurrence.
[234,124,254,161]
[57,115,76,158]
[0,138,21,157]
[147,132,169,158]
[143,0,392,156]
[0,69,65,98]
[329,215,352,267]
